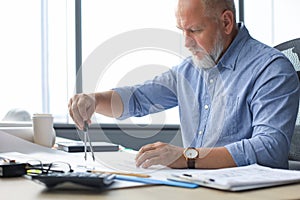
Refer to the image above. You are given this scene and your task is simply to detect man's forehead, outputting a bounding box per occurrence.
[176,0,204,14]
[175,0,206,28]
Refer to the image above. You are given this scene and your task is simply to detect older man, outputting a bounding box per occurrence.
[69,0,299,169]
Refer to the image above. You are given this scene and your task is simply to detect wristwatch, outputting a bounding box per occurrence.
[183,147,199,169]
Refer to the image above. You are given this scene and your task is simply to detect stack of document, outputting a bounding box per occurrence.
[168,164,300,191]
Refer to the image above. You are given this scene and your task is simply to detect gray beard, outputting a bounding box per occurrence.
[192,54,216,69]
[192,32,224,70]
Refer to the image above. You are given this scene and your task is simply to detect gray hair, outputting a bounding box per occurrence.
[201,0,236,21]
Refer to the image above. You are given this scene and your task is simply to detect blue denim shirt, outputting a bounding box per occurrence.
[114,25,299,169]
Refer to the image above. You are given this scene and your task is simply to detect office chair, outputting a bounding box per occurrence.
[274,38,300,170]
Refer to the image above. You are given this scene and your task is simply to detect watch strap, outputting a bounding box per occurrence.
[187,158,196,169]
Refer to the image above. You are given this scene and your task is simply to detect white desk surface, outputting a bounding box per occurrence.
[1,177,300,200]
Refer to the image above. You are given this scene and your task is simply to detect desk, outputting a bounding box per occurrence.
[1,177,300,200]
[1,133,300,200]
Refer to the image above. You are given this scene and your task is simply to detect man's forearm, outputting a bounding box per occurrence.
[94,90,124,118]
[194,147,237,169]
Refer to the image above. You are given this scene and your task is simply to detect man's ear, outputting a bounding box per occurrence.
[221,10,234,35]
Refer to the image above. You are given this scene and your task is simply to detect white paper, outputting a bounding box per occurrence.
[170,164,300,191]
[94,151,168,174]
[0,130,183,189]
[0,130,88,165]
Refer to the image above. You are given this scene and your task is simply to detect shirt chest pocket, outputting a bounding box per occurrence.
[221,96,239,137]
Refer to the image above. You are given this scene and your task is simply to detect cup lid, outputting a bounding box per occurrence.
[32,113,53,118]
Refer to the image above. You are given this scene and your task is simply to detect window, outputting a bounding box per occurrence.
[47,0,75,123]
[0,0,75,124]
[0,0,42,122]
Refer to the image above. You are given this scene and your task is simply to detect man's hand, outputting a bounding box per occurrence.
[68,93,96,130]
[135,142,186,169]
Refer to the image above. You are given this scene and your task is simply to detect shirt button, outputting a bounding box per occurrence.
[209,79,214,84]
[204,105,209,110]
[198,131,203,135]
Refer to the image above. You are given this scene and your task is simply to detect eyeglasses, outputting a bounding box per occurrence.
[26,160,73,175]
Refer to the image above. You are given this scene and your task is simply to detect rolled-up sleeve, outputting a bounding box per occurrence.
[225,56,300,169]
[113,69,178,120]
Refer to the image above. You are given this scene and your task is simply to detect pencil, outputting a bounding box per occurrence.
[87,170,151,178]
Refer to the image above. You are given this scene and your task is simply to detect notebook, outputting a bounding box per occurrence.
[57,141,119,152]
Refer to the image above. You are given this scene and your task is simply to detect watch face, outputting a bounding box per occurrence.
[185,148,198,159]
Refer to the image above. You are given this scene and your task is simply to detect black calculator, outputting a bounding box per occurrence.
[30,172,115,189]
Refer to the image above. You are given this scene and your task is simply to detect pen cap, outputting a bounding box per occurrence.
[32,114,56,148]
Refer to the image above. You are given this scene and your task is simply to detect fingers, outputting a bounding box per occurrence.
[68,93,95,129]
[77,97,89,121]
[138,156,161,169]
[135,142,185,169]
[69,96,84,129]
[136,143,159,157]
[135,143,162,168]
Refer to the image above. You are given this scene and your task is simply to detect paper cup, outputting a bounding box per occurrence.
[32,114,56,147]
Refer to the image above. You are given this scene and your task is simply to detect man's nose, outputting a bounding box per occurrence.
[184,33,196,48]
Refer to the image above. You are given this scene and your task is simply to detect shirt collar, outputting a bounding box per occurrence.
[218,23,250,70]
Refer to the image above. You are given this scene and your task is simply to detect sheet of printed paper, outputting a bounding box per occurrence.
[183,164,300,187]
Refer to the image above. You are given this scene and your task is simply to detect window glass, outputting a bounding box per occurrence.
[0,0,42,123]
[0,0,74,124]
[47,0,75,123]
